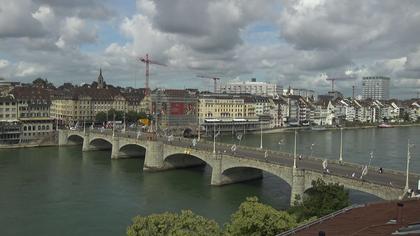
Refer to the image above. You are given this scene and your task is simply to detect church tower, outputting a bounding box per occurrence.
[97,68,105,89]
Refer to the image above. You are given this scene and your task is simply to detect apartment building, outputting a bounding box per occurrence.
[10,87,54,142]
[362,76,390,100]
[218,78,279,97]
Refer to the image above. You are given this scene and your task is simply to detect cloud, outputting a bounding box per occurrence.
[0,0,46,38]
[56,17,97,49]
[1,0,420,99]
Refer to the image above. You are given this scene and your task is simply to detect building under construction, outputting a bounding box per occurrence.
[151,89,198,136]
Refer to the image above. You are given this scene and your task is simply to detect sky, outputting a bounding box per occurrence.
[0,0,420,99]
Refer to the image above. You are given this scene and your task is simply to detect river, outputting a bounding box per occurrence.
[0,126,419,236]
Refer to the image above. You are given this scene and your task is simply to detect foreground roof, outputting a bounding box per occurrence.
[284,198,420,236]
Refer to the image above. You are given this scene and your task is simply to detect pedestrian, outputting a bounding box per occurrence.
[378,167,383,174]
[299,154,302,160]
[326,168,330,174]
[351,172,355,178]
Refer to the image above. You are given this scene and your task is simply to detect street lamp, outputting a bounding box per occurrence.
[112,113,115,137]
[293,129,297,168]
[213,122,216,154]
[405,139,415,192]
[259,120,263,149]
[310,143,315,158]
[278,138,284,153]
[339,127,343,163]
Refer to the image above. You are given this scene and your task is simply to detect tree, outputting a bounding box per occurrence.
[225,197,297,236]
[108,109,124,121]
[126,210,222,236]
[288,178,349,222]
[95,112,107,123]
[126,111,142,123]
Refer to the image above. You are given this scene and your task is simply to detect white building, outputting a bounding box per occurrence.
[218,78,279,97]
[362,76,390,100]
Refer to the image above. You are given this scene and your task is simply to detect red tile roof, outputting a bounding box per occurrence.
[292,199,420,236]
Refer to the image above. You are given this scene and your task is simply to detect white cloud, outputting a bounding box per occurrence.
[0,59,10,69]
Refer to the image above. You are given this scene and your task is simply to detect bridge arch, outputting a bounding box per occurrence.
[163,153,210,170]
[221,163,293,187]
[118,143,147,158]
[67,134,84,144]
[89,137,113,150]
[303,172,403,201]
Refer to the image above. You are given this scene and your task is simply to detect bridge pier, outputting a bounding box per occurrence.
[143,141,165,171]
[111,136,120,159]
[82,133,91,151]
[290,168,306,206]
[58,130,68,146]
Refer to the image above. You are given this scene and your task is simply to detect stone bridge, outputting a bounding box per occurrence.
[59,130,411,205]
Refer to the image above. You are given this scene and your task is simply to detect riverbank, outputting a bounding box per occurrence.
[0,142,57,149]
[255,122,420,134]
[0,133,58,149]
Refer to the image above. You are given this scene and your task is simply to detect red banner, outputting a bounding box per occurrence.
[170,102,185,115]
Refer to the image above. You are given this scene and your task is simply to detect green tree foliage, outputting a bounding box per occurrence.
[126,210,222,236]
[95,112,107,123]
[126,111,147,123]
[108,109,124,121]
[289,178,349,222]
[224,197,297,236]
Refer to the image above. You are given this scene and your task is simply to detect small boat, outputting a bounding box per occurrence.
[311,126,326,131]
[378,123,393,128]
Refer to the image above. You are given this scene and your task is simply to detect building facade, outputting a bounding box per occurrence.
[10,87,54,142]
[362,76,390,100]
[217,78,278,97]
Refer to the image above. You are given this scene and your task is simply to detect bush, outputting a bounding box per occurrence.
[126,210,222,236]
[224,197,297,236]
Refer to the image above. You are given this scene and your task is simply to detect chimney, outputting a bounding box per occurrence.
[397,202,404,225]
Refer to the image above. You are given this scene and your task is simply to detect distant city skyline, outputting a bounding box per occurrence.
[0,1,420,98]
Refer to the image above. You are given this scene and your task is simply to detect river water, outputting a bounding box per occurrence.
[0,127,419,236]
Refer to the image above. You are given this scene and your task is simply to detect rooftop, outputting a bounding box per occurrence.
[288,199,420,236]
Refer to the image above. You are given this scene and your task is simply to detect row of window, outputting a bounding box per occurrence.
[23,125,51,131]
[0,114,16,118]
[0,108,16,112]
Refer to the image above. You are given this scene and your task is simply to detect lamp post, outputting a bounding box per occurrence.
[112,113,115,137]
[293,129,297,168]
[339,127,343,163]
[213,122,216,154]
[310,143,315,158]
[260,120,263,149]
[405,139,414,192]
[198,119,201,141]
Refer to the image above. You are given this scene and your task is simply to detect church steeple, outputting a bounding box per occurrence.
[97,68,105,89]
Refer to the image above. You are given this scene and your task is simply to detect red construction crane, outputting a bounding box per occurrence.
[137,53,166,93]
[326,76,356,92]
[197,75,221,93]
